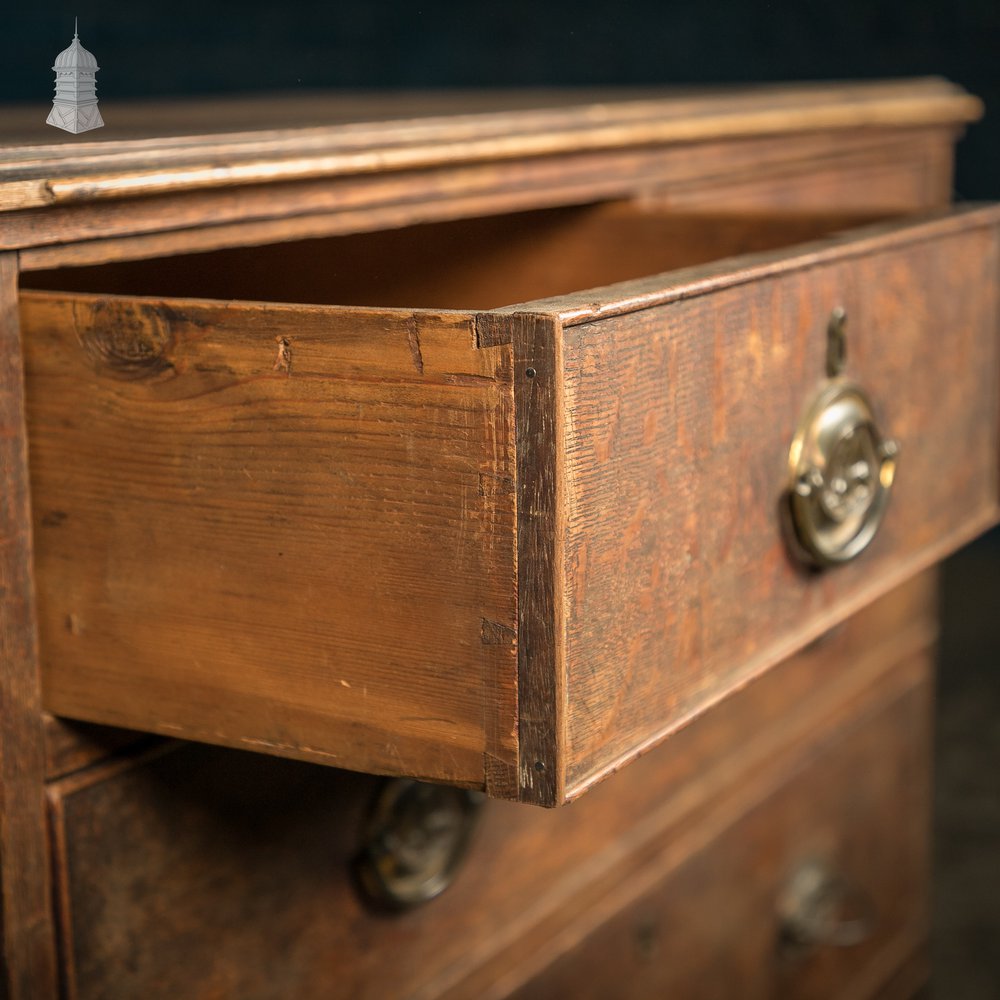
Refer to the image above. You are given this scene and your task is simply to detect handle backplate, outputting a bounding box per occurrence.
[785,310,898,567]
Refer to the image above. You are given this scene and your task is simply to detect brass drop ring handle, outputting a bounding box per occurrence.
[353,779,484,911]
[786,309,899,567]
[777,859,877,951]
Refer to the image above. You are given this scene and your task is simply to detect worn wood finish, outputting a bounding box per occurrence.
[653,128,957,214]
[480,311,566,803]
[2,80,977,157]
[47,574,935,1000]
[0,80,979,210]
[0,80,991,999]
[556,208,1000,795]
[443,572,939,1000]
[23,294,517,787]
[19,204,877,806]
[42,716,149,782]
[0,254,59,997]
[510,660,932,1000]
[513,203,1000,325]
[8,125,960,270]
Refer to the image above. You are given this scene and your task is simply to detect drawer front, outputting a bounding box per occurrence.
[548,208,999,798]
[510,663,932,1000]
[48,578,933,1000]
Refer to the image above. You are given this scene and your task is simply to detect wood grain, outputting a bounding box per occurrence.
[24,207,1000,806]
[649,128,958,214]
[42,715,149,782]
[479,312,566,803]
[0,80,987,1000]
[442,571,939,1000]
[510,658,932,1000]
[557,210,1000,795]
[516,204,1000,326]
[47,574,935,1000]
[10,125,962,267]
[22,293,517,788]
[20,202,885,805]
[18,203,894,807]
[0,254,59,997]
[0,80,979,211]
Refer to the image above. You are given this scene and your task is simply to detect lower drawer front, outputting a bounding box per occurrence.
[48,578,932,1000]
[512,670,931,1000]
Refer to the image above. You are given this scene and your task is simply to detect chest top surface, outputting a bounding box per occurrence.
[0,78,981,218]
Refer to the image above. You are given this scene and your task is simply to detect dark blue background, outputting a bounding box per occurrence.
[3,1,999,197]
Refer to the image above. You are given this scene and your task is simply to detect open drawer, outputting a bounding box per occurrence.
[20,202,1000,805]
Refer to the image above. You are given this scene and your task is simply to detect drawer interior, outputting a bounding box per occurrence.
[21,202,883,308]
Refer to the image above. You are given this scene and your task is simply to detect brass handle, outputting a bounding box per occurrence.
[353,779,484,911]
[777,859,877,952]
[786,309,898,567]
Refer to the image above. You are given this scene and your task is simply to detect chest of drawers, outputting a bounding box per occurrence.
[0,79,995,997]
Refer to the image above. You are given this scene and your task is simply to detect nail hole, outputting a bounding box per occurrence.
[525,367,536,378]
[534,760,545,772]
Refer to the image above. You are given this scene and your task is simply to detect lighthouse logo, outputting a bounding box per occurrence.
[47,19,104,134]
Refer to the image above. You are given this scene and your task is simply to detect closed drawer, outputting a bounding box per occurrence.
[510,658,932,1000]
[47,576,934,1000]
[22,203,1000,805]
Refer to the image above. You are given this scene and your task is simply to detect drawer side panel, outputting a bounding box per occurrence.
[22,293,517,788]
[561,221,999,793]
